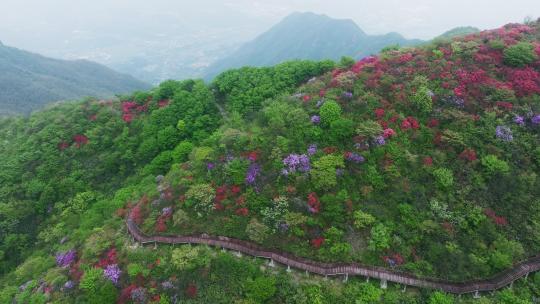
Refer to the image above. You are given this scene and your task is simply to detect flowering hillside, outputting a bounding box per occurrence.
[1,22,540,303]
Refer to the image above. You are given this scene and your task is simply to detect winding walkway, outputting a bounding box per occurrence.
[126,214,540,295]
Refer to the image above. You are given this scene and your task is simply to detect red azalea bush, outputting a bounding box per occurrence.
[235,207,249,216]
[158,99,170,108]
[73,134,88,147]
[185,283,198,298]
[459,149,478,162]
[58,141,69,151]
[311,237,325,249]
[506,67,540,96]
[374,108,385,119]
[307,192,320,214]
[484,208,508,226]
[96,248,118,268]
[401,117,419,130]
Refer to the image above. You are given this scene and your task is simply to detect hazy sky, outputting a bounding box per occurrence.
[0,0,538,58]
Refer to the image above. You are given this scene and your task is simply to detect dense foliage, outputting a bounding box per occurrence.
[1,21,540,303]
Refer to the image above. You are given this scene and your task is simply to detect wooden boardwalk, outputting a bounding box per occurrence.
[126,213,540,295]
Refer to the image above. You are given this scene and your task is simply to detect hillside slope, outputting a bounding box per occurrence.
[436,26,481,39]
[1,22,540,303]
[0,42,151,115]
[204,12,423,79]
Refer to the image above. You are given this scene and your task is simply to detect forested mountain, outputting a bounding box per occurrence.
[0,42,150,115]
[1,21,540,303]
[436,26,481,39]
[204,12,423,79]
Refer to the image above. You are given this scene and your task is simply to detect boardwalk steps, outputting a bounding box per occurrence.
[126,214,540,295]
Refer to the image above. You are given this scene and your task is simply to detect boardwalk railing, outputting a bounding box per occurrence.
[125,212,540,295]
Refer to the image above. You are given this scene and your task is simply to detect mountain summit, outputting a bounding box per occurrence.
[204,12,422,79]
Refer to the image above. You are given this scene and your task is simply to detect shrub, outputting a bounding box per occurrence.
[261,196,289,231]
[364,165,385,190]
[329,118,355,143]
[171,141,193,163]
[368,223,391,251]
[225,158,249,185]
[353,210,376,229]
[432,168,454,189]
[481,155,510,175]
[80,268,103,293]
[319,100,342,126]
[503,42,537,67]
[185,183,215,213]
[311,154,345,189]
[14,256,54,284]
[356,120,383,138]
[411,86,433,113]
[245,219,270,243]
[428,291,454,304]
[144,151,173,175]
[127,263,150,278]
[245,276,277,302]
[173,209,189,226]
[171,246,210,271]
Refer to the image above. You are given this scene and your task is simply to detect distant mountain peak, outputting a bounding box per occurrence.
[204,12,421,79]
[436,26,480,39]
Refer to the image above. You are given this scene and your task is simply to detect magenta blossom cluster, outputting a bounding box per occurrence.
[283,154,310,175]
[104,264,121,285]
[55,249,76,268]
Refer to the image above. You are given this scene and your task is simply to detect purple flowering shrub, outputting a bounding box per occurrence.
[103,264,122,284]
[56,250,76,268]
[282,154,311,175]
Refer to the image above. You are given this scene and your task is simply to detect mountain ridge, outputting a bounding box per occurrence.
[0,43,151,115]
[204,12,423,79]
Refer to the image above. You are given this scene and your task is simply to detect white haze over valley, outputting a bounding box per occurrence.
[1,0,538,83]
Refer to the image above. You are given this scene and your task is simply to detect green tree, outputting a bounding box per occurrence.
[171,246,210,271]
[311,154,345,189]
[79,268,103,293]
[481,155,510,175]
[368,223,392,251]
[353,210,376,229]
[503,42,537,67]
[185,183,215,214]
[245,276,277,303]
[319,100,342,126]
[171,141,194,163]
[329,118,355,143]
[411,86,433,113]
[433,168,454,189]
[428,291,454,304]
[246,218,270,243]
